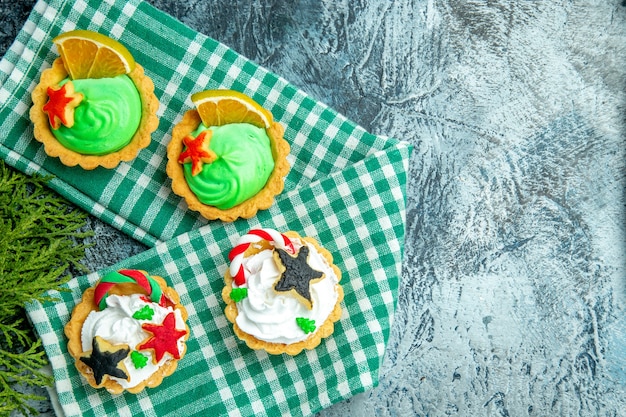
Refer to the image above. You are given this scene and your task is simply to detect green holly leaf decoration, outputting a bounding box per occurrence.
[132,305,155,320]
[296,317,316,334]
[230,288,248,302]
[131,351,149,369]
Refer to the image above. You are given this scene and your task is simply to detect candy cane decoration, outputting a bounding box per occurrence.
[228,228,295,286]
[94,269,165,311]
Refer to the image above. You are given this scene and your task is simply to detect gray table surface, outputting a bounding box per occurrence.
[3,0,626,416]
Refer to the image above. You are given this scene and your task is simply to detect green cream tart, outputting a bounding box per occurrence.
[51,75,141,155]
[182,123,275,209]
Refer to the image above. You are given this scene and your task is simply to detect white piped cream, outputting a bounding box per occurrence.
[80,294,185,389]
[233,239,340,344]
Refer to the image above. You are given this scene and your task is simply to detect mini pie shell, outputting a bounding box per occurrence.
[222,231,343,356]
[166,109,291,222]
[64,274,190,394]
[30,57,159,170]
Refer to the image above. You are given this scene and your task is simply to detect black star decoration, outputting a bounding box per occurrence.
[80,336,130,386]
[273,245,325,310]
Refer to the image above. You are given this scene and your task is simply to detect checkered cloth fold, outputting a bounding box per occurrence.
[26,140,410,416]
[0,0,404,247]
[3,0,412,415]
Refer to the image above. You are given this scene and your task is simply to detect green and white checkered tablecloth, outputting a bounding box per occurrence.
[26,144,409,416]
[0,0,405,247]
[1,0,412,415]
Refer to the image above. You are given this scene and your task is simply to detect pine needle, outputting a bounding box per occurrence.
[0,161,91,417]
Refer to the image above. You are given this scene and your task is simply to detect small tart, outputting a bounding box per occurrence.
[166,108,290,222]
[222,230,343,355]
[65,270,189,394]
[30,57,158,170]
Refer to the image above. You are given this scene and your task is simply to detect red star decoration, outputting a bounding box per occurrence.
[138,312,187,363]
[178,130,217,176]
[42,81,83,129]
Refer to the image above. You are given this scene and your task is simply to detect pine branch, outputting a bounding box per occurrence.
[0,161,92,416]
[0,339,52,417]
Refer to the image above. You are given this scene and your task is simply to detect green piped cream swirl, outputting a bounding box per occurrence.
[182,123,275,209]
[51,75,141,155]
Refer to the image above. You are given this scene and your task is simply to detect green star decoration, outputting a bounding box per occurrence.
[230,287,248,302]
[296,317,316,334]
[131,351,149,369]
[132,305,155,320]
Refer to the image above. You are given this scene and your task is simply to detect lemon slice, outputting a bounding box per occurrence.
[191,89,273,129]
[53,29,135,79]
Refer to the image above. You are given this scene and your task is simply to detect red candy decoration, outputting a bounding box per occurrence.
[228,229,295,286]
[93,269,165,311]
